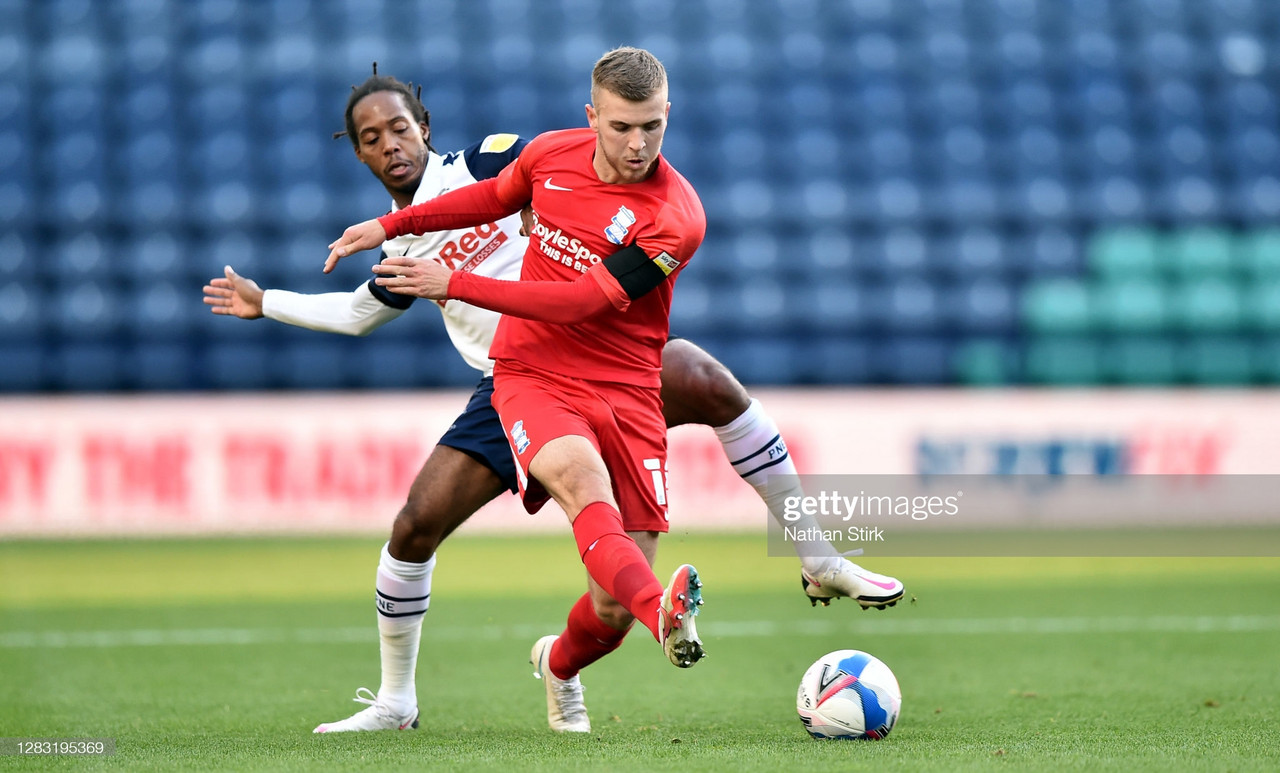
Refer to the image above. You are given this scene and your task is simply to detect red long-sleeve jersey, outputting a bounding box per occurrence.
[379,128,705,387]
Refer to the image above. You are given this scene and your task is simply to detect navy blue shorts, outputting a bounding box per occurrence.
[438,376,520,494]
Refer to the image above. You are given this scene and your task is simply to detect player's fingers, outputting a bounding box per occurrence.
[223,265,238,280]
[379,256,413,267]
[371,263,395,274]
[324,251,340,273]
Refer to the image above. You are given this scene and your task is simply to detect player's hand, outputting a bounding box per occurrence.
[518,205,534,237]
[325,219,387,273]
[203,265,265,319]
[372,256,453,300]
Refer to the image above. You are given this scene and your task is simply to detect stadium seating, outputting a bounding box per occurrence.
[8,0,1280,390]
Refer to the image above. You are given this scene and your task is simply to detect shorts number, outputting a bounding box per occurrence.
[642,458,668,506]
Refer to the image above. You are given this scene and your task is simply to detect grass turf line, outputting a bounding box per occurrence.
[1,534,1277,772]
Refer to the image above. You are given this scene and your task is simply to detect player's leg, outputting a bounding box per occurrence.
[527,434,667,642]
[315,380,515,734]
[530,530,659,733]
[494,365,702,666]
[658,338,904,609]
[314,445,507,734]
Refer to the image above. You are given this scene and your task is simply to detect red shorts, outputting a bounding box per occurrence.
[491,359,669,532]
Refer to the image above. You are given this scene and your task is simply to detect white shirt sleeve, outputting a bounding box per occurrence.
[261,282,405,336]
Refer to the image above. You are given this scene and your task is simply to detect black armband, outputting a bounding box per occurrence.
[603,244,679,301]
[366,278,415,310]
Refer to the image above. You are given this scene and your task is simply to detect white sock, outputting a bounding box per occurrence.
[375,542,434,712]
[714,398,840,576]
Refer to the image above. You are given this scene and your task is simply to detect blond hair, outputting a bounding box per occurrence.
[591,47,667,103]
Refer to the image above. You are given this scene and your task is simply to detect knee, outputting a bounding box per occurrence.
[389,495,448,562]
[592,595,635,631]
[665,346,751,427]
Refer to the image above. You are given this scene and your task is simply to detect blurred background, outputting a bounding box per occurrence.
[5,0,1280,392]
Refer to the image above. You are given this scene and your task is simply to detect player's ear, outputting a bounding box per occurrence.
[585,103,598,129]
[420,122,430,145]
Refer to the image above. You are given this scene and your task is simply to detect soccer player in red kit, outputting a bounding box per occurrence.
[328,47,709,705]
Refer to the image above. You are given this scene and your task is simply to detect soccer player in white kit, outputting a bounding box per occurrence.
[203,69,903,734]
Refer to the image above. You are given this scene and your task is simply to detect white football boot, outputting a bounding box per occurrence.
[530,635,591,733]
[801,559,905,610]
[659,564,705,668]
[312,688,419,733]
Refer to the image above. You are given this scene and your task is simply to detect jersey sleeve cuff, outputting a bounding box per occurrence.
[587,264,632,313]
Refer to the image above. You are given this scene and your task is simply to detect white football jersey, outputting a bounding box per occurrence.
[375,133,529,376]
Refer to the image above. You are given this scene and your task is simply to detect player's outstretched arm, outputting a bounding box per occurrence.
[372,241,676,324]
[205,264,405,336]
[373,257,616,323]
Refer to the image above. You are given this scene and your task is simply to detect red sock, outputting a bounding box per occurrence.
[547,593,630,679]
[571,501,663,641]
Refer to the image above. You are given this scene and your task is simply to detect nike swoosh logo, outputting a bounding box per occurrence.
[544,178,572,191]
[858,574,899,591]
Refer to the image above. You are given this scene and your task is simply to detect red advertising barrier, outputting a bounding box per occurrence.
[0,390,1275,536]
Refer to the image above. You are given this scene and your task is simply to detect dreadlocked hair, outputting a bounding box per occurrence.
[333,62,434,152]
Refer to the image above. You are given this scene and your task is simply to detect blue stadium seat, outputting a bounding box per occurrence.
[710,338,802,386]
[876,337,953,384]
[128,343,196,390]
[786,281,870,334]
[796,338,875,384]
[0,344,45,391]
[52,343,124,391]
[861,228,927,277]
[129,281,197,342]
[52,281,122,340]
[194,130,250,185]
[202,342,278,389]
[278,341,352,389]
[1022,227,1084,277]
[804,230,857,278]
[934,227,1008,277]
[0,232,30,282]
[885,280,943,333]
[0,281,41,342]
[945,278,1016,333]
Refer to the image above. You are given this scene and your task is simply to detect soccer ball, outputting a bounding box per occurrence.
[797,649,901,740]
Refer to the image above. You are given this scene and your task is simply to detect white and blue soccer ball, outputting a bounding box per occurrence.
[797,649,901,740]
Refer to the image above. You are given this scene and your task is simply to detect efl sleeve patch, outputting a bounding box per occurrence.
[464,134,530,181]
[479,133,519,153]
[603,245,679,301]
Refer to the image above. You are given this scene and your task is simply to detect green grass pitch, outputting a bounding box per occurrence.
[2,533,1278,772]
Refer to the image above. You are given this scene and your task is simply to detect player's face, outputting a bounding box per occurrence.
[351,91,430,205]
[586,87,669,184]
